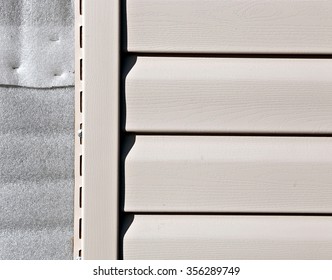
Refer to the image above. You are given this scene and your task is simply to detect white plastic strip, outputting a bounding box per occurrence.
[75,0,119,260]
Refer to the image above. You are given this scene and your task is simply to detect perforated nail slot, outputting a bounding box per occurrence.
[79,155,82,176]
[80,59,83,80]
[80,91,83,113]
[79,187,82,208]
[80,26,83,48]
[79,218,82,239]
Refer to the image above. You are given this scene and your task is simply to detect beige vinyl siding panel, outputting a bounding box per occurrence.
[123,215,332,259]
[125,57,332,134]
[124,136,332,213]
[126,0,332,54]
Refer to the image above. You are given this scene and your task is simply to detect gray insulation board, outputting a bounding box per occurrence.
[0,0,75,260]
[0,86,74,259]
[0,0,74,88]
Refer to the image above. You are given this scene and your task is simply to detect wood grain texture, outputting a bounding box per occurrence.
[126,0,332,54]
[125,57,332,133]
[124,136,332,213]
[123,215,332,259]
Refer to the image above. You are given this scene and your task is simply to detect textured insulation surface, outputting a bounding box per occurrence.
[0,0,75,260]
[0,0,74,88]
[0,86,74,259]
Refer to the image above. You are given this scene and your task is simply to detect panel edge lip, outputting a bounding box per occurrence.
[126,52,332,59]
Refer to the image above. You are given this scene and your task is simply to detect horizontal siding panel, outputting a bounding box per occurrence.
[123,215,332,259]
[124,136,332,213]
[125,57,332,134]
[126,0,332,54]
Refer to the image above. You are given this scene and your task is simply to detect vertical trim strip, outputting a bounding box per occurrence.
[81,0,119,259]
[74,0,83,260]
